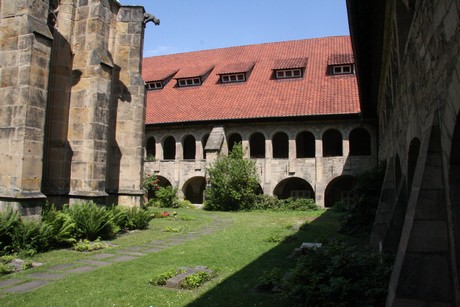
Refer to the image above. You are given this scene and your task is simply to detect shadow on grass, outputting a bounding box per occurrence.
[187,209,364,307]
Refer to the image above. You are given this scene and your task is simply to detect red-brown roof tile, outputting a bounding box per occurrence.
[327,53,354,65]
[143,36,360,125]
[273,57,308,70]
[216,62,255,74]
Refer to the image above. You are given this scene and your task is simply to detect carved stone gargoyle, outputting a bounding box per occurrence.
[143,13,160,26]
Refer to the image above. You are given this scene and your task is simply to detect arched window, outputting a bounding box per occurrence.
[272,132,289,158]
[250,132,265,158]
[349,128,371,156]
[163,136,175,160]
[323,129,342,157]
[296,131,315,158]
[228,133,242,153]
[183,135,196,160]
[146,137,156,158]
[202,134,209,160]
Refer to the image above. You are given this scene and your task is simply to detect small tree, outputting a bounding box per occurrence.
[204,143,260,211]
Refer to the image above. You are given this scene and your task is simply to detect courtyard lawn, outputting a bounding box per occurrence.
[0,208,362,306]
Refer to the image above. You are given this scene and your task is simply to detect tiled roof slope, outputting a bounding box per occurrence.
[143,36,360,125]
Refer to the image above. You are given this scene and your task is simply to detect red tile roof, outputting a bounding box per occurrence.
[143,36,360,125]
[273,57,308,70]
[216,62,255,74]
[327,53,355,65]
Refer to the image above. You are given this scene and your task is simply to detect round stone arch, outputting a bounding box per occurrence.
[182,176,206,204]
[273,177,315,200]
[271,131,289,158]
[147,175,173,200]
[249,131,267,158]
[324,175,356,208]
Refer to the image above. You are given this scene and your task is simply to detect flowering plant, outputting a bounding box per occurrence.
[143,173,159,191]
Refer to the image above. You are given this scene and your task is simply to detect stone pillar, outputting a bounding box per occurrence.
[156,142,163,161]
[242,139,250,159]
[176,141,182,160]
[196,140,203,160]
[343,139,350,157]
[289,139,296,159]
[315,139,323,157]
[0,0,53,214]
[68,0,115,202]
[107,5,146,207]
[265,138,272,159]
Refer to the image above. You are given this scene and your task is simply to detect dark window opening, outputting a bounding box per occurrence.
[183,135,196,160]
[323,129,342,157]
[349,128,371,156]
[296,131,315,158]
[146,137,156,158]
[272,132,289,158]
[163,136,176,160]
[228,133,242,153]
[202,134,209,160]
[250,132,265,158]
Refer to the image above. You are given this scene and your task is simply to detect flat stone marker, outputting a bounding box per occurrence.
[116,250,146,257]
[48,263,75,271]
[66,266,97,273]
[4,280,49,293]
[27,273,65,280]
[110,255,137,262]
[165,266,214,289]
[79,260,111,267]
[89,253,114,260]
[0,279,22,288]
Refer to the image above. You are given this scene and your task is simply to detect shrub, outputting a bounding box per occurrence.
[256,268,283,292]
[253,195,318,211]
[204,143,260,211]
[0,207,20,255]
[12,218,53,256]
[41,204,76,248]
[149,268,185,286]
[65,202,119,241]
[338,162,386,236]
[181,271,212,289]
[124,207,153,230]
[152,186,179,208]
[282,241,393,306]
[72,239,110,252]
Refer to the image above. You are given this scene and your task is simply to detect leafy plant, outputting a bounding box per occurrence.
[253,195,318,211]
[0,262,14,275]
[152,186,179,208]
[338,162,386,236]
[72,239,110,252]
[124,207,154,230]
[281,241,393,306]
[256,268,283,292]
[65,202,119,241]
[12,218,53,256]
[0,207,20,255]
[41,204,76,248]
[181,271,212,289]
[204,143,260,211]
[163,226,186,233]
[149,268,186,286]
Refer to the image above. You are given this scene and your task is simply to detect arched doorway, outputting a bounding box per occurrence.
[228,133,242,153]
[273,177,315,200]
[296,131,315,158]
[163,136,175,160]
[349,128,371,156]
[146,137,156,158]
[324,175,356,208]
[183,135,196,160]
[250,132,265,158]
[183,176,206,204]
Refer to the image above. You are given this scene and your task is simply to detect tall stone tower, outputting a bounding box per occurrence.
[0,0,155,215]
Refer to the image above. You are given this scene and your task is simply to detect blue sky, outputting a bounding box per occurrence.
[120,0,350,57]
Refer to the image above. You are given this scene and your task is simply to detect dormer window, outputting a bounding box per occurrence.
[272,58,308,80]
[275,68,303,79]
[178,78,201,87]
[146,81,163,90]
[221,73,246,83]
[332,64,354,75]
[327,54,355,76]
[217,62,255,84]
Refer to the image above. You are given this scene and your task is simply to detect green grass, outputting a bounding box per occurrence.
[0,208,362,306]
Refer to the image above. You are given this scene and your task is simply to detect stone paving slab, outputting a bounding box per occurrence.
[66,266,97,273]
[3,280,49,293]
[27,273,65,280]
[89,253,115,260]
[0,279,22,288]
[110,255,137,262]
[79,260,111,267]
[144,247,161,253]
[116,250,146,257]
[124,246,144,251]
[47,263,75,271]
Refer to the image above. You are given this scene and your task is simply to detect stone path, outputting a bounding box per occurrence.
[0,217,231,294]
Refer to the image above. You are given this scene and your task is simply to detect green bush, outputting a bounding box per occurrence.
[253,195,318,211]
[41,204,76,248]
[65,202,119,241]
[149,268,185,286]
[12,218,53,256]
[0,207,20,255]
[282,241,393,306]
[152,186,179,208]
[204,143,260,211]
[72,239,110,252]
[181,271,212,289]
[124,207,153,230]
[338,162,386,236]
